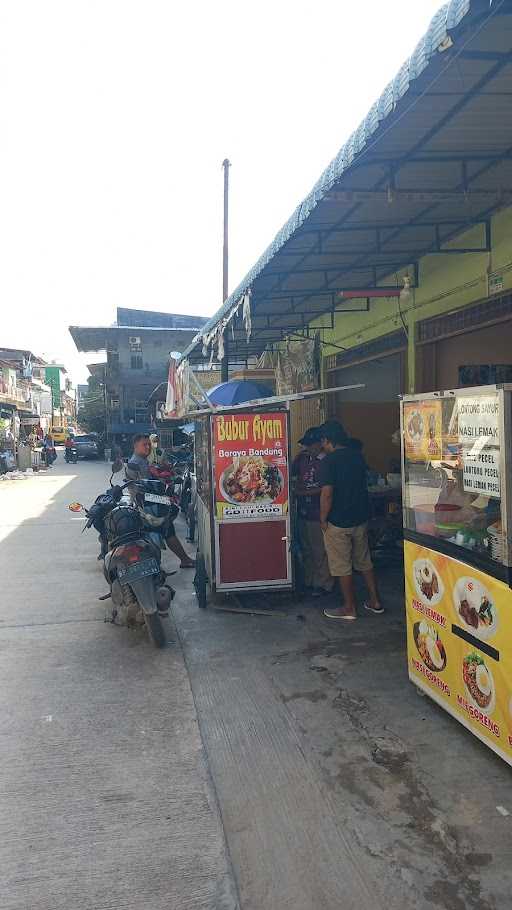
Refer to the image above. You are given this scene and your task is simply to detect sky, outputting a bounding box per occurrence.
[1,1,444,383]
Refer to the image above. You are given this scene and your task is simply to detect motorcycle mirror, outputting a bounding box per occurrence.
[68,502,84,512]
[111,458,123,473]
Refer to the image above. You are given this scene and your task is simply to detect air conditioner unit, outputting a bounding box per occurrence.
[129,336,141,345]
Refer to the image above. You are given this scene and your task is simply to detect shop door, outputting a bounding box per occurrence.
[328,352,404,474]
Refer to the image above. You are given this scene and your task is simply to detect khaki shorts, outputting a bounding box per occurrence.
[322,522,373,577]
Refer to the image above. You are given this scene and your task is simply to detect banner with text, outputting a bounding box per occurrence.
[458,395,501,498]
[213,411,289,520]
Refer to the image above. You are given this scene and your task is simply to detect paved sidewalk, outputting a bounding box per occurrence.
[172,559,512,910]
[0,459,238,910]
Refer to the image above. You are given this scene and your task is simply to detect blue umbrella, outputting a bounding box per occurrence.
[208,379,273,406]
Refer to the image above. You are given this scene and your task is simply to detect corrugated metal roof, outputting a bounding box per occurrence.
[116,307,208,330]
[180,0,483,361]
[69,324,203,353]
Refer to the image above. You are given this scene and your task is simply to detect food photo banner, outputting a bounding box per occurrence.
[405,540,512,766]
[404,401,442,462]
[213,411,289,520]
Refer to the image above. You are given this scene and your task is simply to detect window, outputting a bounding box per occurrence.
[403,390,503,570]
[130,355,143,370]
[134,400,150,422]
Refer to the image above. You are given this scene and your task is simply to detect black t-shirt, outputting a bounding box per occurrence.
[319,445,369,528]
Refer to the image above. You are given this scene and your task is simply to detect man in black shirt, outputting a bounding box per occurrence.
[319,422,382,621]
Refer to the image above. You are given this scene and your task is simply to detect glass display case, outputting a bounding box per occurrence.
[401,386,511,580]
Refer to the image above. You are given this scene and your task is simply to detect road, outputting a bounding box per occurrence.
[0,457,238,910]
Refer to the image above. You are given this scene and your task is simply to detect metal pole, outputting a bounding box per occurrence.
[221,158,230,383]
[222,158,230,303]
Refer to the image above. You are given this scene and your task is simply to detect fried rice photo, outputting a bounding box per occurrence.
[463,652,493,710]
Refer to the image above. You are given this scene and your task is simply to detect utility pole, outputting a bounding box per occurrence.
[221,158,231,382]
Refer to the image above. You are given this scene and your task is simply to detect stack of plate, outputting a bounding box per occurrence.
[487,524,504,561]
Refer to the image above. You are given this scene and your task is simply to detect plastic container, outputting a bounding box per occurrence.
[414,502,462,536]
[414,504,437,535]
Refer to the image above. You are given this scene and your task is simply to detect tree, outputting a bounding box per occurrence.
[77,374,106,436]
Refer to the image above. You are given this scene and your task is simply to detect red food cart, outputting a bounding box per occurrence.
[193,402,293,607]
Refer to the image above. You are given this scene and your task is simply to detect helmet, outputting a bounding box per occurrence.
[105,505,143,542]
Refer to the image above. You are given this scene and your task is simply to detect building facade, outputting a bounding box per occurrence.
[0,348,54,468]
[70,307,207,439]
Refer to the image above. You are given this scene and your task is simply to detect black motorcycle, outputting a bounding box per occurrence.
[69,469,176,648]
[65,445,78,464]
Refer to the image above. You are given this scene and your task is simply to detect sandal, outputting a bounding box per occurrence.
[323,608,357,622]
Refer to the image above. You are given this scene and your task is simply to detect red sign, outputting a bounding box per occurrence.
[213,411,289,520]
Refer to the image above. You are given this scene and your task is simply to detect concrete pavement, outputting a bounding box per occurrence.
[0,457,238,910]
[172,542,512,909]
[3,456,512,910]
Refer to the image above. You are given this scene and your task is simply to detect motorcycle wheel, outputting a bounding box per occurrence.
[145,612,166,648]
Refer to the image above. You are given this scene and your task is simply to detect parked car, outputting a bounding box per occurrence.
[73,433,104,459]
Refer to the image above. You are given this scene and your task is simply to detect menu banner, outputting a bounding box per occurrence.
[213,411,289,520]
[458,396,500,444]
[405,540,512,765]
[403,401,442,462]
[459,395,501,499]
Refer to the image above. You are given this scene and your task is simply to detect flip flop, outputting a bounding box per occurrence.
[323,609,356,622]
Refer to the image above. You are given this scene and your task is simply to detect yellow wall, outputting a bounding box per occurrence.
[312,205,512,392]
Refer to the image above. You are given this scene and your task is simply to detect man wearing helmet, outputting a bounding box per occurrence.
[126,434,195,569]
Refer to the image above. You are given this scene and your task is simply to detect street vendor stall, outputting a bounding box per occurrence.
[401,385,512,766]
[192,386,362,608]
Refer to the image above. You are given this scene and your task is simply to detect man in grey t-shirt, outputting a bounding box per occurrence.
[126,434,195,569]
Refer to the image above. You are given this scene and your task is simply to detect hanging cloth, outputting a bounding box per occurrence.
[242,290,252,342]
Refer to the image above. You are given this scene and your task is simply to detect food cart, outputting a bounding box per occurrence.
[193,402,293,608]
[401,385,512,765]
[191,385,363,609]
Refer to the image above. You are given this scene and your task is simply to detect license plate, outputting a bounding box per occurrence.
[117,558,160,585]
[144,493,171,505]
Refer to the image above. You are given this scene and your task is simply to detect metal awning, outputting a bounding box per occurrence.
[182,0,512,365]
[69,325,202,353]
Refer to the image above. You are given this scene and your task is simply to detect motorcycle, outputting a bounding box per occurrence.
[69,463,176,648]
[172,453,196,543]
[65,445,78,464]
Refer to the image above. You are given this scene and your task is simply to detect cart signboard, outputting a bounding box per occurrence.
[213,411,289,521]
[405,540,512,766]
